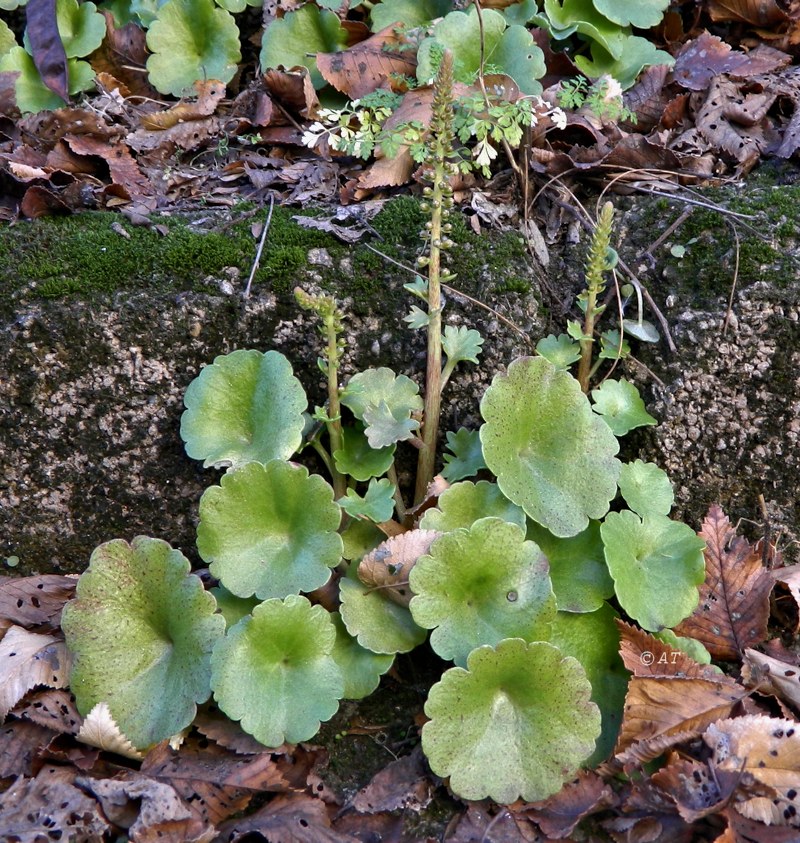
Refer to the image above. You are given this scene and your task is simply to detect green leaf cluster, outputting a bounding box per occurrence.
[60,200,708,808]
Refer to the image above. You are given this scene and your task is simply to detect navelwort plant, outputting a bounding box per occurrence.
[61,55,706,805]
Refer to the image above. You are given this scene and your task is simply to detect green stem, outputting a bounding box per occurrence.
[324,311,347,501]
[387,463,407,524]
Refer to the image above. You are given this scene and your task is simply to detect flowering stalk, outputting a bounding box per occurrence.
[294,287,347,500]
[577,202,615,393]
[414,49,457,506]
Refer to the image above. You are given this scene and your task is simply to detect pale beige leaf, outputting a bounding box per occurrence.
[704,715,800,826]
[357,529,442,607]
[743,648,800,714]
[0,625,71,720]
[77,701,143,760]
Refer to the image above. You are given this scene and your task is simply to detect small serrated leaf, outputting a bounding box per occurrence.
[363,400,420,449]
[442,325,483,366]
[440,428,486,482]
[339,478,396,523]
[535,333,581,370]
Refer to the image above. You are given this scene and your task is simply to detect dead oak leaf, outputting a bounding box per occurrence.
[675,504,773,661]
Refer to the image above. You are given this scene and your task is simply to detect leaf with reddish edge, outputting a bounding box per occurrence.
[26,0,68,103]
[675,504,773,661]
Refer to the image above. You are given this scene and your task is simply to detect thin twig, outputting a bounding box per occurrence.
[243,194,274,298]
[721,219,741,336]
[641,206,694,268]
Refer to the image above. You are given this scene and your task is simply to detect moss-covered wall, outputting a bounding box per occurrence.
[2,172,799,577]
[0,197,543,574]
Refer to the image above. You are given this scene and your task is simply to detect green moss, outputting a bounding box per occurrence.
[630,175,800,305]
[494,277,531,295]
[370,195,425,244]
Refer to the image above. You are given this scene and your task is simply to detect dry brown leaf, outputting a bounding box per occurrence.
[64,133,154,200]
[81,772,216,843]
[616,619,725,680]
[218,793,351,842]
[671,33,751,91]
[12,687,82,735]
[704,715,800,826]
[707,0,786,27]
[0,625,71,720]
[742,648,800,712]
[650,755,772,823]
[695,77,765,172]
[0,766,110,840]
[517,770,616,838]
[446,803,539,842]
[615,676,746,762]
[264,67,320,120]
[89,10,158,99]
[317,25,416,99]
[0,718,59,778]
[357,529,442,607]
[141,80,227,130]
[0,574,76,631]
[675,505,773,661]
[773,563,800,633]
[141,740,292,826]
[352,746,432,814]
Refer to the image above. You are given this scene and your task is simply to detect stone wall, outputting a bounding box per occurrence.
[2,185,799,574]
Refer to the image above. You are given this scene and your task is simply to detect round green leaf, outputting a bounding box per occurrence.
[593,0,669,29]
[62,537,225,750]
[333,424,395,482]
[210,596,343,746]
[527,520,614,613]
[487,24,545,95]
[423,639,601,803]
[480,356,620,538]
[197,460,343,600]
[55,0,106,57]
[146,0,241,96]
[341,518,384,561]
[339,572,427,655]
[549,604,629,765]
[181,349,307,469]
[410,518,556,666]
[618,460,674,517]
[591,378,657,437]
[419,481,525,532]
[601,511,706,631]
[0,20,16,57]
[416,8,504,84]
[574,36,673,89]
[330,612,394,700]
[260,5,348,89]
[370,0,453,32]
